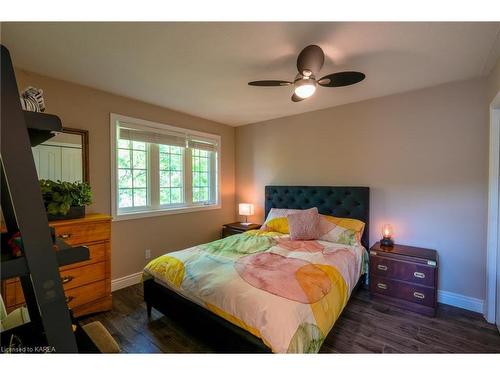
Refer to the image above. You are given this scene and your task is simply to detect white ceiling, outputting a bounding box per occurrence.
[2,22,500,126]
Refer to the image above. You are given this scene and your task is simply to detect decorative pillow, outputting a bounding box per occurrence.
[318,215,365,245]
[263,217,290,234]
[287,208,321,240]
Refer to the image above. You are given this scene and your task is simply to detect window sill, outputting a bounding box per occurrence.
[112,203,221,222]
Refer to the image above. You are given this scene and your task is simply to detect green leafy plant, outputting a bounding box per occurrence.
[39,179,93,216]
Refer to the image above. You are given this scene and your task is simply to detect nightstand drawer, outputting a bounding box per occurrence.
[222,227,243,238]
[370,255,436,287]
[222,223,261,238]
[370,275,436,307]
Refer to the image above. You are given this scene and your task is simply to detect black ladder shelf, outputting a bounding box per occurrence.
[0,45,96,352]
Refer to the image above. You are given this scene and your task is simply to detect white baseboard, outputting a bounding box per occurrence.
[111,271,142,292]
[112,272,485,314]
[438,290,484,314]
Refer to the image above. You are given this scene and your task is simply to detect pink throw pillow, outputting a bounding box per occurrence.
[287,207,320,240]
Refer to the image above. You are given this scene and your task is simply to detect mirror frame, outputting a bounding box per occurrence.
[60,127,89,183]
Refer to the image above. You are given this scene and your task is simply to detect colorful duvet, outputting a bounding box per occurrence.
[143,230,367,353]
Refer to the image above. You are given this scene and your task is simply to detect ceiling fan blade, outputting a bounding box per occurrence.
[297,45,325,76]
[291,94,305,102]
[318,71,365,87]
[248,80,292,86]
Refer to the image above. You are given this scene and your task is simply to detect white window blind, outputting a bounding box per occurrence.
[118,123,186,147]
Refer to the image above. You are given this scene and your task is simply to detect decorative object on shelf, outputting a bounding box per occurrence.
[7,232,23,257]
[380,223,394,247]
[19,86,45,112]
[238,203,255,226]
[40,179,93,220]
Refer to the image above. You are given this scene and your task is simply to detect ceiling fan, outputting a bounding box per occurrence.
[248,45,365,102]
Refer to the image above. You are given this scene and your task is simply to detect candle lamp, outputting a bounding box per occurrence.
[380,224,394,247]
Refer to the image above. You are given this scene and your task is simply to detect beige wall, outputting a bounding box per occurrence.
[16,63,497,301]
[487,57,500,103]
[236,77,488,300]
[15,69,236,279]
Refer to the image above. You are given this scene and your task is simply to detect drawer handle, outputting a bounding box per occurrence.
[58,233,72,239]
[413,272,426,279]
[61,275,74,284]
[377,264,388,271]
[413,292,425,299]
[377,283,387,290]
[65,296,74,304]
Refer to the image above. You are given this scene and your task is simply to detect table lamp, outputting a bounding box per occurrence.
[380,224,394,247]
[238,203,254,226]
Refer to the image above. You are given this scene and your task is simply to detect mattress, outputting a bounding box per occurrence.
[143,229,367,353]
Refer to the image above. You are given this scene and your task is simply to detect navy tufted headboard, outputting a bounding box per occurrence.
[264,186,370,249]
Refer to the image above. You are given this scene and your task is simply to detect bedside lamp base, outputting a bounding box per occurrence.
[380,237,394,247]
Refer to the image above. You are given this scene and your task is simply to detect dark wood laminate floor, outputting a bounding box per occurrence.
[79,284,500,353]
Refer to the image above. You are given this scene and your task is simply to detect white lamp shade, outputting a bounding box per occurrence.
[238,203,254,216]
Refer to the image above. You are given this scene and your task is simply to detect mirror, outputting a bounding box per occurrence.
[31,127,89,183]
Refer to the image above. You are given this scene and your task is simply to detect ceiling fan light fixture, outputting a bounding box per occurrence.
[247,45,365,102]
[294,78,317,99]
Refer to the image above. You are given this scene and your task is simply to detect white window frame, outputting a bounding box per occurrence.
[110,113,221,221]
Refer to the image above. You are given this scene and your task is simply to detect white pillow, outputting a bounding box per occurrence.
[263,208,304,226]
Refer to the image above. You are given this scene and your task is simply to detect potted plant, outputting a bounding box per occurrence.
[39,179,93,220]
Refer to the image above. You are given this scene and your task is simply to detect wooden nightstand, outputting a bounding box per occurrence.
[369,242,438,317]
[221,222,261,238]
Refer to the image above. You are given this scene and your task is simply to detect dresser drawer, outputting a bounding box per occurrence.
[4,282,17,306]
[3,280,26,307]
[59,242,107,271]
[53,221,110,246]
[65,279,107,309]
[60,261,106,290]
[370,255,436,287]
[10,261,106,306]
[370,275,436,307]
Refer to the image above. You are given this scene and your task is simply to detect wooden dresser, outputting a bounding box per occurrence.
[369,242,438,316]
[2,213,112,318]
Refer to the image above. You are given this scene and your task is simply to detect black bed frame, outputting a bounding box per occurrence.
[144,186,370,353]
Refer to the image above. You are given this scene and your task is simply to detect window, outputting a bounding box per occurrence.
[111,114,220,220]
[159,145,184,205]
[117,140,148,209]
[192,148,212,203]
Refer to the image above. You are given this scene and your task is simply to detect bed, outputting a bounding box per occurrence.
[143,186,370,353]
